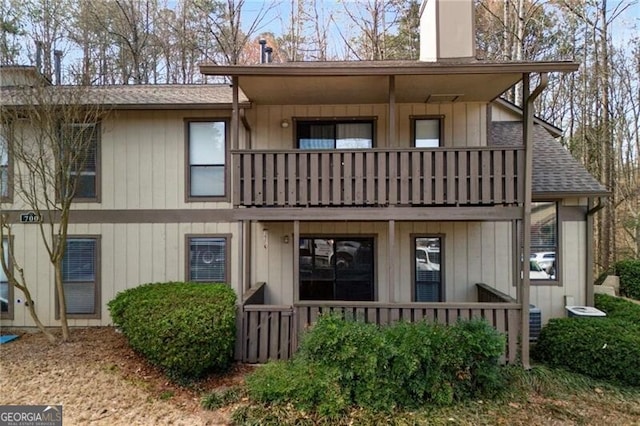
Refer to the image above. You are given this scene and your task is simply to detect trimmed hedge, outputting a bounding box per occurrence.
[533,317,640,387]
[246,315,505,414]
[108,282,236,382]
[594,293,640,324]
[596,259,640,300]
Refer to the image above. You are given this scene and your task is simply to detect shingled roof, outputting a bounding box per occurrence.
[1,84,250,109]
[491,121,609,197]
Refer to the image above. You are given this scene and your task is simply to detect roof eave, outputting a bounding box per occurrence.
[107,102,251,110]
[200,61,580,77]
[533,190,611,199]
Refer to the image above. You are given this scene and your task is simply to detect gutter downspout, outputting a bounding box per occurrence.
[586,196,606,306]
[521,72,548,369]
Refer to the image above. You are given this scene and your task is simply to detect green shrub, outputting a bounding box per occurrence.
[245,359,349,418]
[594,293,640,324]
[596,259,640,300]
[108,282,236,382]
[246,314,506,414]
[297,314,395,411]
[533,317,640,387]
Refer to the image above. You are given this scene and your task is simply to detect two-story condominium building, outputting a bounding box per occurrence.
[1,0,607,366]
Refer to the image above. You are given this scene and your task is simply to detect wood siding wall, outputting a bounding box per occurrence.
[246,103,487,149]
[252,221,515,306]
[4,222,240,327]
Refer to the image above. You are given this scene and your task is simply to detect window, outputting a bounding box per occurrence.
[187,120,227,198]
[61,237,100,318]
[530,202,558,281]
[0,125,11,200]
[412,117,442,148]
[188,236,228,282]
[413,236,443,301]
[61,123,100,201]
[0,239,11,319]
[299,237,374,301]
[297,120,374,149]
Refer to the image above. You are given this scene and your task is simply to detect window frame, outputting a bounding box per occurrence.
[184,118,230,202]
[185,234,231,284]
[293,117,377,149]
[0,236,13,320]
[411,234,445,302]
[410,115,444,148]
[0,122,13,203]
[298,234,377,302]
[529,201,561,286]
[55,235,101,320]
[60,122,101,203]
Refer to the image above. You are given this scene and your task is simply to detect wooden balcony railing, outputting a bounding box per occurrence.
[232,147,524,208]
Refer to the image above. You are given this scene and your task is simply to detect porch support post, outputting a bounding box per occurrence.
[232,76,240,150]
[292,220,300,351]
[388,219,395,302]
[586,198,596,306]
[388,75,396,147]
[231,76,240,206]
[521,72,547,369]
[242,220,252,292]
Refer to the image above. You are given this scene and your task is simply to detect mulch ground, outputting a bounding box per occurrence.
[0,327,254,425]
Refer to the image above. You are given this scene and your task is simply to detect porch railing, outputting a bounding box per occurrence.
[240,296,522,364]
[232,147,524,208]
[476,282,517,303]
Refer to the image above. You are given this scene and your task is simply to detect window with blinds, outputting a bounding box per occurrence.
[62,238,98,315]
[61,123,99,200]
[189,237,227,282]
[188,121,226,198]
[0,129,9,199]
[412,117,442,148]
[297,120,374,149]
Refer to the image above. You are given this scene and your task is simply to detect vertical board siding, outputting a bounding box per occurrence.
[2,222,239,327]
[234,147,524,208]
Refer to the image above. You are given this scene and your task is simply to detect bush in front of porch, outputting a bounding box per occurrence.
[108,282,236,383]
[245,314,505,416]
[532,300,640,387]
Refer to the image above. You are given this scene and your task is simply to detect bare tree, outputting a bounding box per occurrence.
[0,83,111,342]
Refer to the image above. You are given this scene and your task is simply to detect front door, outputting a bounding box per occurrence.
[299,237,374,301]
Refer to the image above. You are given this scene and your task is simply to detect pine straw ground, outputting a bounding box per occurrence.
[0,327,251,425]
[0,327,639,426]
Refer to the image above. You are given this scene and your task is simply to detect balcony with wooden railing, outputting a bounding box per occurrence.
[232,147,524,208]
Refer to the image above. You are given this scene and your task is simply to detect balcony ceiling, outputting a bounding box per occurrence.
[200,60,579,105]
[236,73,522,104]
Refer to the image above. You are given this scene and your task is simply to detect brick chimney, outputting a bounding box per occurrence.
[419,0,476,62]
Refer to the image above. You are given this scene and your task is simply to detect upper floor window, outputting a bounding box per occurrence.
[530,202,558,282]
[187,236,228,283]
[187,120,227,199]
[0,129,9,200]
[61,123,100,201]
[412,117,442,148]
[297,120,374,149]
[60,237,100,318]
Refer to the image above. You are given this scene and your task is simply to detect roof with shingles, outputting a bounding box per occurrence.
[0,84,249,109]
[491,121,609,196]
